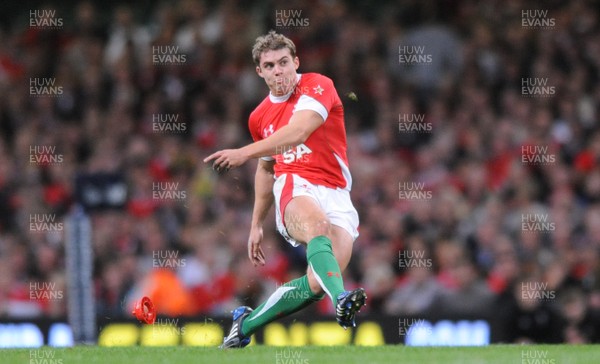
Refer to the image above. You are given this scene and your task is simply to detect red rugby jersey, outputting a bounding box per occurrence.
[248,73,352,190]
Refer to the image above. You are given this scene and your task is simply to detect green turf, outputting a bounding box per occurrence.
[4,345,599,364]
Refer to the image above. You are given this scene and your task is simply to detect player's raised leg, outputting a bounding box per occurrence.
[284,195,366,329]
[231,195,364,346]
[241,195,365,339]
[236,195,338,339]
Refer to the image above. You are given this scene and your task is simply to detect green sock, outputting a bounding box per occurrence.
[306,235,345,306]
[241,275,323,336]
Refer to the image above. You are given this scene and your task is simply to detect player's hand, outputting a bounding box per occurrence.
[248,225,266,266]
[203,149,248,173]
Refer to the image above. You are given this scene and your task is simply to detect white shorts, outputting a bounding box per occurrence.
[272,174,360,247]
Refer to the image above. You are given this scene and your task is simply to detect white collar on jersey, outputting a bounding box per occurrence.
[269,74,302,103]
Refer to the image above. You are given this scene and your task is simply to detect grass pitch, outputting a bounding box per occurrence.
[5,344,599,364]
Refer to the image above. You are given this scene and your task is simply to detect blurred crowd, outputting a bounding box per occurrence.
[1,0,600,343]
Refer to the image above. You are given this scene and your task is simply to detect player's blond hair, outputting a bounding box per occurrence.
[252,30,296,66]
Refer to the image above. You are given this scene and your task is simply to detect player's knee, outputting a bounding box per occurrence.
[307,218,332,241]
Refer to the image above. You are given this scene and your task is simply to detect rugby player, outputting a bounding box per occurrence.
[204,30,366,348]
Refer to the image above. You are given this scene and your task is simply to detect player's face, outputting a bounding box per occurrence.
[256,48,299,96]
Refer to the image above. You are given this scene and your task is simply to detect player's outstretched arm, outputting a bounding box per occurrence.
[241,110,323,158]
[203,110,323,171]
[248,159,275,266]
